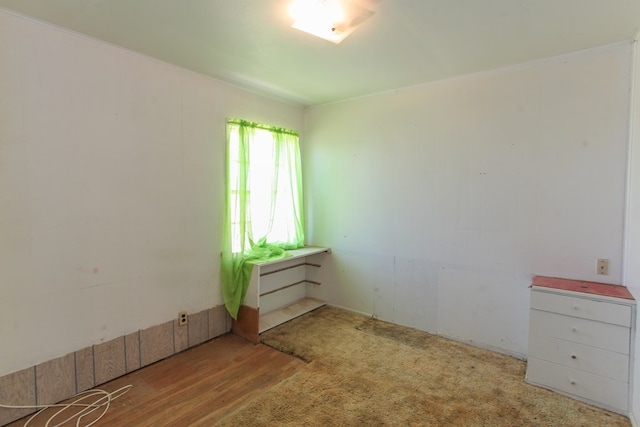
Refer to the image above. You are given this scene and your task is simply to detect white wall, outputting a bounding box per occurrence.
[305,43,632,357]
[0,9,304,377]
[625,36,640,425]
[0,3,633,383]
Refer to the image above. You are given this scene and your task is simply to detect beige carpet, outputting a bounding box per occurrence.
[217,306,630,426]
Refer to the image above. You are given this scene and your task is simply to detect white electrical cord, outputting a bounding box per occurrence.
[0,384,131,427]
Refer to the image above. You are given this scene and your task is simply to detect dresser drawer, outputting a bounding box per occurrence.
[527,357,628,412]
[531,290,631,326]
[530,309,630,354]
[528,333,629,382]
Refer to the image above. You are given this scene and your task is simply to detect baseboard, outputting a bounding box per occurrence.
[439,333,527,360]
[328,303,528,360]
[631,409,639,427]
[0,304,230,426]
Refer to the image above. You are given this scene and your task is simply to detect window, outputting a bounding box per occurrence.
[221,119,305,318]
[227,121,304,252]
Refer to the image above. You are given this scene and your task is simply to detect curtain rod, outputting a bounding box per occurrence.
[227,118,299,137]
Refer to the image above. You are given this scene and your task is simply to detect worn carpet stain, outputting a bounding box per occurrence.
[216,306,630,427]
[356,317,434,349]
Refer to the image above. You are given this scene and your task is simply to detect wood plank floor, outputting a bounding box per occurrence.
[7,334,305,426]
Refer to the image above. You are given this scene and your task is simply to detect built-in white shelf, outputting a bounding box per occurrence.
[232,246,331,342]
[259,297,326,333]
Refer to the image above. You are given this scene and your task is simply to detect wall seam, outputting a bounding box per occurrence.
[32,366,37,408]
[623,38,639,286]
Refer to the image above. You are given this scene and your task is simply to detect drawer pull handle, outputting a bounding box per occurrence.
[570,381,576,385]
[572,305,579,310]
[571,355,577,359]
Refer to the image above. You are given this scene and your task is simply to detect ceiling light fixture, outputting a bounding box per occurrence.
[288,0,374,44]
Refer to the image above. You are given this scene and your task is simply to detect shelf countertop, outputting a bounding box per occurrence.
[250,246,330,266]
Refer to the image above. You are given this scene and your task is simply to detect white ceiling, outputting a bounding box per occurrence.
[1,0,639,106]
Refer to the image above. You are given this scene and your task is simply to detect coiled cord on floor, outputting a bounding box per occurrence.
[0,384,131,427]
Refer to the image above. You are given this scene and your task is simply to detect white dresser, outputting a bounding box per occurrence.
[526,276,636,415]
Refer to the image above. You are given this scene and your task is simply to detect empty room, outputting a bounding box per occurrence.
[2,0,640,425]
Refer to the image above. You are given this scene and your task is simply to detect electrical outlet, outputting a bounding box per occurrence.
[178,311,188,326]
[596,258,609,275]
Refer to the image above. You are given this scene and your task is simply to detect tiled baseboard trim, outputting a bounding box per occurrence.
[0,305,230,426]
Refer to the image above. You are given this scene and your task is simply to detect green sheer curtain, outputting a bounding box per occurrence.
[221,119,305,319]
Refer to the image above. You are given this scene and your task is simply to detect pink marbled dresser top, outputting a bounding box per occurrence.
[532,275,634,300]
